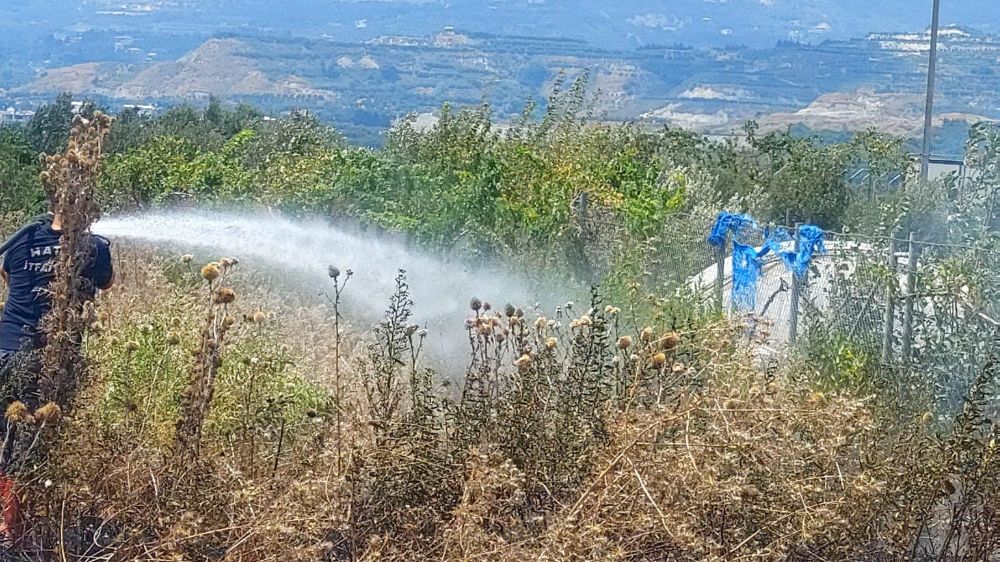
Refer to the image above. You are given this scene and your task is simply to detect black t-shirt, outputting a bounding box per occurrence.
[0,222,113,352]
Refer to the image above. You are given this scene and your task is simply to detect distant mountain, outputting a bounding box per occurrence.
[2,1,999,148]
[16,39,334,100]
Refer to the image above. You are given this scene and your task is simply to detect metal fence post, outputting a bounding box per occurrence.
[789,224,802,345]
[715,245,726,314]
[881,239,897,366]
[573,192,596,284]
[901,232,919,367]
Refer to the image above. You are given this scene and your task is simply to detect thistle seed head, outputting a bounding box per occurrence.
[5,402,29,424]
[34,402,62,424]
[201,263,221,282]
[651,352,667,368]
[214,287,237,305]
[640,327,655,343]
[661,332,680,352]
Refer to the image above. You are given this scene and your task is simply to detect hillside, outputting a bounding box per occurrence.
[11,26,1000,150]
[14,62,107,95]
[114,39,328,99]
[760,89,996,136]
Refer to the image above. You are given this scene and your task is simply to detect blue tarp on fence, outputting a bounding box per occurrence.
[708,213,827,312]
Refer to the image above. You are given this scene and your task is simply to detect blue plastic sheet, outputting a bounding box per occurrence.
[707,212,756,248]
[732,242,767,311]
[707,213,828,312]
[779,225,828,279]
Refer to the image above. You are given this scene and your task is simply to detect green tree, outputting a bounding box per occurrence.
[24,93,98,156]
[0,126,42,214]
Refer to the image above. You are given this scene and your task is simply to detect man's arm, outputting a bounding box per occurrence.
[90,236,115,291]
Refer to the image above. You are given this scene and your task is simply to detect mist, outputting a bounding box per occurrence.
[93,209,571,363]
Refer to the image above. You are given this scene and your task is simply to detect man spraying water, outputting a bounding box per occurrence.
[0,211,114,372]
[0,193,114,549]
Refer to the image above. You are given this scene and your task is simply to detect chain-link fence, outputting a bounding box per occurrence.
[801,232,999,408]
[577,199,1000,410]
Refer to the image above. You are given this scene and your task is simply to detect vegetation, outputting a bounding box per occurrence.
[0,93,999,559]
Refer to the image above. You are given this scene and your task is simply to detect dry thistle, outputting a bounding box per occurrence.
[617,335,633,350]
[661,331,680,353]
[5,402,29,424]
[214,287,237,305]
[514,354,533,369]
[201,263,221,282]
[470,298,482,312]
[534,316,547,331]
[545,337,558,350]
[651,352,667,368]
[640,327,655,344]
[34,402,61,424]
[37,108,112,403]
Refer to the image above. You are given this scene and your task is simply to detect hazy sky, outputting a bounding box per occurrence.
[4,0,998,50]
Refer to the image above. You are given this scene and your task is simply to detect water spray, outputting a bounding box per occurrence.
[93,210,567,362]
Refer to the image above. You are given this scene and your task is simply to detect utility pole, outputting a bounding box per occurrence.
[920,0,942,181]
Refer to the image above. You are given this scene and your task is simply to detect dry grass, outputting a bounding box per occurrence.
[0,240,997,560]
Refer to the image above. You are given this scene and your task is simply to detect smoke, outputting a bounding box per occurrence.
[93,210,569,363]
